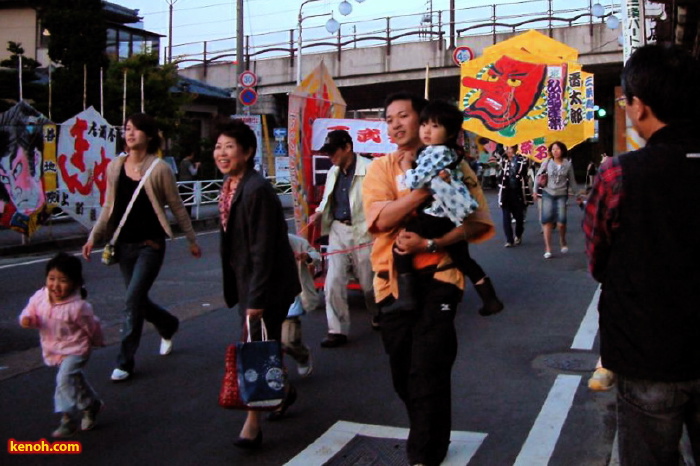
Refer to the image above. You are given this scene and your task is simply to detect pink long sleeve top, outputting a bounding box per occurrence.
[19,288,104,366]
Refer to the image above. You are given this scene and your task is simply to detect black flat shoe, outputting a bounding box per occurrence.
[268,385,297,421]
[233,430,262,449]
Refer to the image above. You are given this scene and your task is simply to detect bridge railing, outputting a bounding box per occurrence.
[171,0,621,71]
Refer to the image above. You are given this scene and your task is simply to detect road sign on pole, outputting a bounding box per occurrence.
[239,87,258,106]
[239,70,258,88]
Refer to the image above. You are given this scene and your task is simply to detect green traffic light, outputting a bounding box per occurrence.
[597,108,607,118]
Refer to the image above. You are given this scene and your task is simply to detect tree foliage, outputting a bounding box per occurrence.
[103,53,193,137]
[0,42,47,113]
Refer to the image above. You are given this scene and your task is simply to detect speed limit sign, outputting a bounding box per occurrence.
[239,70,258,88]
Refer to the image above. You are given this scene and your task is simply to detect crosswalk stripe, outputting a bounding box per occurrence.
[284,420,487,466]
[513,374,581,466]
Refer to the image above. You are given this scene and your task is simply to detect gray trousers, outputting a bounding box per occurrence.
[324,221,378,335]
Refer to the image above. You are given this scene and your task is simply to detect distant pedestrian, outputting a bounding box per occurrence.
[82,113,202,382]
[278,233,322,383]
[535,141,581,259]
[584,43,700,464]
[498,145,530,248]
[309,130,379,348]
[214,118,300,448]
[178,151,201,216]
[19,252,104,438]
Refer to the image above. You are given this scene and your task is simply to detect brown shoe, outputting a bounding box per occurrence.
[320,333,347,348]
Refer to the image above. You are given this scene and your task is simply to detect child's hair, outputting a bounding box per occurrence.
[46,252,87,298]
[419,100,466,164]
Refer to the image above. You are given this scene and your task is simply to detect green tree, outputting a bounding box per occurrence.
[103,52,193,138]
[0,42,47,113]
[30,0,108,121]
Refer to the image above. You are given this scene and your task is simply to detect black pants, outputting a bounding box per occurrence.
[379,276,462,466]
[394,212,486,283]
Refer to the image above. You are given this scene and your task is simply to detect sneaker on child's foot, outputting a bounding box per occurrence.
[588,367,615,391]
[297,350,313,377]
[81,400,104,431]
[52,415,77,438]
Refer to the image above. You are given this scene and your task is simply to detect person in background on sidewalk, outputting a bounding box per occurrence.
[309,130,379,348]
[82,113,202,382]
[281,233,322,378]
[383,99,503,317]
[178,151,201,217]
[214,118,300,449]
[498,145,530,248]
[19,252,104,438]
[363,92,495,466]
[535,141,581,259]
[584,44,700,464]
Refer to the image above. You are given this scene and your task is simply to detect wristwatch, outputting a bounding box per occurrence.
[426,239,438,253]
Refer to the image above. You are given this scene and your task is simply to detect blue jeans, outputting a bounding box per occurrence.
[54,355,100,415]
[116,241,178,373]
[540,191,568,225]
[617,375,700,465]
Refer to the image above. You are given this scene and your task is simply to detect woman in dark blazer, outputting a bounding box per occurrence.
[214,118,300,448]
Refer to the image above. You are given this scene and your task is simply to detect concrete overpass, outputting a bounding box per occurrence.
[179,19,624,115]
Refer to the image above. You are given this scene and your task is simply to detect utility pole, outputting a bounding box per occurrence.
[166,0,178,63]
[236,0,244,114]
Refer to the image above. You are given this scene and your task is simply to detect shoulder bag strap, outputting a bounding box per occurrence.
[107,158,161,247]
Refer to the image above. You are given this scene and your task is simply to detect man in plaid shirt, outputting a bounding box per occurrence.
[583,44,700,464]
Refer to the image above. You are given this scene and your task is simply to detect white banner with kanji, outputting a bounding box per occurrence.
[312,119,396,154]
[57,107,118,229]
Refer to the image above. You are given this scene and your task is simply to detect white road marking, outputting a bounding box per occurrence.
[513,374,581,466]
[0,230,218,270]
[571,284,602,350]
[284,420,486,466]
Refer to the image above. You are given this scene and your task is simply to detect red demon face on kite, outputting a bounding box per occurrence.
[462,56,547,132]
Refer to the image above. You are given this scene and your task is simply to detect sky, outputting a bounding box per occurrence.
[113,0,600,61]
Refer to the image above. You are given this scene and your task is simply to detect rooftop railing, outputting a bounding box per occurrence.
[169,0,621,74]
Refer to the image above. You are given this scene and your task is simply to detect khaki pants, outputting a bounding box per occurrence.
[324,221,378,336]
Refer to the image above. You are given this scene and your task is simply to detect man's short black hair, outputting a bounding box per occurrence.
[384,92,428,116]
[622,44,700,124]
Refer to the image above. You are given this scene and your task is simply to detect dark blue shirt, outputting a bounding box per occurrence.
[332,159,355,222]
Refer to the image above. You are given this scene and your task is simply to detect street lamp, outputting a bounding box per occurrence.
[296,0,365,84]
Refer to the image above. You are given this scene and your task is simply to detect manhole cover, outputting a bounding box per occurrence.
[534,352,598,373]
[324,435,407,466]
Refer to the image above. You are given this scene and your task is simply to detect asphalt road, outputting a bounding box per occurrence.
[0,191,617,465]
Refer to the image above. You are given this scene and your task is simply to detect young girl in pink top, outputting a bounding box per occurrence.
[19,252,104,438]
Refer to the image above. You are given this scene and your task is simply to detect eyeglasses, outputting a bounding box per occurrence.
[616,96,628,108]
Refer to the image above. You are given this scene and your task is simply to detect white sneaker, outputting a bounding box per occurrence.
[514,237,522,246]
[110,368,131,382]
[561,246,569,254]
[160,338,173,356]
[504,242,513,248]
[543,252,553,259]
[297,352,313,377]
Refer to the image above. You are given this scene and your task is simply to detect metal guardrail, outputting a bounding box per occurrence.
[170,0,621,71]
[49,177,293,222]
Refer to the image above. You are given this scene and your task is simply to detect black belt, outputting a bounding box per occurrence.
[335,219,352,226]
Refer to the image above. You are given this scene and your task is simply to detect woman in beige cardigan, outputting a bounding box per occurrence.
[82,113,201,382]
